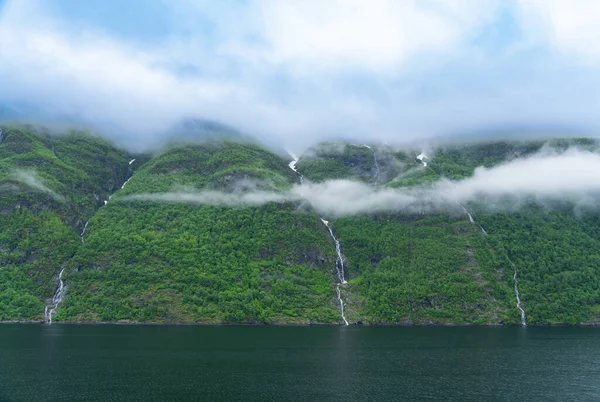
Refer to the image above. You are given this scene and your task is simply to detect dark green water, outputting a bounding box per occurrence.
[1,325,599,401]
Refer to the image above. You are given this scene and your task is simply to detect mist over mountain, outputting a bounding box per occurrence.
[2,123,600,326]
[3,1,600,150]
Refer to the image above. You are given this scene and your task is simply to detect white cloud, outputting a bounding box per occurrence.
[1,0,600,151]
[0,2,240,138]
[171,0,499,73]
[122,149,600,217]
[2,170,65,202]
[514,0,600,62]
[1,0,502,149]
[247,0,499,72]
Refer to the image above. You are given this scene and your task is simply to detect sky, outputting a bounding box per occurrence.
[1,0,600,150]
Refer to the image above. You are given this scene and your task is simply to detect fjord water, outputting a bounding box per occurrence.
[1,326,599,401]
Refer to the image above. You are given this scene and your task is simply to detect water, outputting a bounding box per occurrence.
[457,203,525,324]
[44,268,66,324]
[363,145,380,184]
[287,153,304,184]
[320,219,349,326]
[1,326,599,402]
[80,221,89,243]
[513,272,528,326]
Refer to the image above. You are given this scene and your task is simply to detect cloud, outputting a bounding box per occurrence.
[1,170,65,202]
[441,148,600,201]
[1,0,600,151]
[124,189,288,207]
[120,149,600,217]
[514,0,600,63]
[222,0,499,72]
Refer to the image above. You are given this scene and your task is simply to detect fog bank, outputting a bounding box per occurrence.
[122,150,600,217]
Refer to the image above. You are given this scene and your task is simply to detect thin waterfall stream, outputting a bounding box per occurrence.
[82,170,134,243]
[321,219,349,326]
[363,145,380,184]
[459,203,526,326]
[513,269,527,326]
[287,152,304,184]
[44,267,66,324]
[287,152,349,325]
[80,221,89,243]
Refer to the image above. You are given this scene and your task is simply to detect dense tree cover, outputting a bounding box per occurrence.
[334,213,516,324]
[295,141,408,183]
[2,126,600,325]
[120,140,297,195]
[0,125,133,320]
[60,141,341,323]
[0,125,134,226]
[476,207,600,325]
[0,208,79,320]
[60,203,340,323]
[429,138,598,180]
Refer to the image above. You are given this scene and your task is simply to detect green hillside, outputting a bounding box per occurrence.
[2,125,600,325]
[0,125,134,320]
[59,142,341,323]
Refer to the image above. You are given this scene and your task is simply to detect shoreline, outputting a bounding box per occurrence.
[1,320,598,327]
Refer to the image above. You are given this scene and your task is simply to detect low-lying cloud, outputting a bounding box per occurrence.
[125,190,288,208]
[1,170,65,202]
[121,149,600,217]
[2,1,600,150]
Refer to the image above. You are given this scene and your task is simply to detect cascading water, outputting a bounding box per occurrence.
[458,203,487,235]
[80,221,89,243]
[459,203,526,326]
[83,172,134,243]
[513,270,527,326]
[417,152,428,167]
[121,177,132,190]
[363,145,380,184]
[44,268,66,324]
[287,152,304,184]
[286,152,348,325]
[129,159,136,165]
[321,219,347,285]
[321,219,349,326]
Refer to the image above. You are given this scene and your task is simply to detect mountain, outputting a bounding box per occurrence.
[1,124,600,325]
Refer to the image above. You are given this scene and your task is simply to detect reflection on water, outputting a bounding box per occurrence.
[1,325,599,401]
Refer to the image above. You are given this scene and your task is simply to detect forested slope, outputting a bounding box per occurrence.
[59,141,342,323]
[0,125,134,320]
[2,125,600,325]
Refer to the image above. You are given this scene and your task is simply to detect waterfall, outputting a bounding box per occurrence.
[416,152,428,167]
[336,286,348,326]
[512,265,527,326]
[459,203,527,326]
[321,219,347,284]
[80,221,89,243]
[81,173,133,244]
[129,159,136,165]
[285,153,348,325]
[458,203,487,236]
[321,219,349,326]
[44,268,66,324]
[287,152,304,184]
[121,176,132,190]
[363,145,380,184]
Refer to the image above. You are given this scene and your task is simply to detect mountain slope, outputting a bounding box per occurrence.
[0,125,134,320]
[58,141,342,323]
[2,126,600,325]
